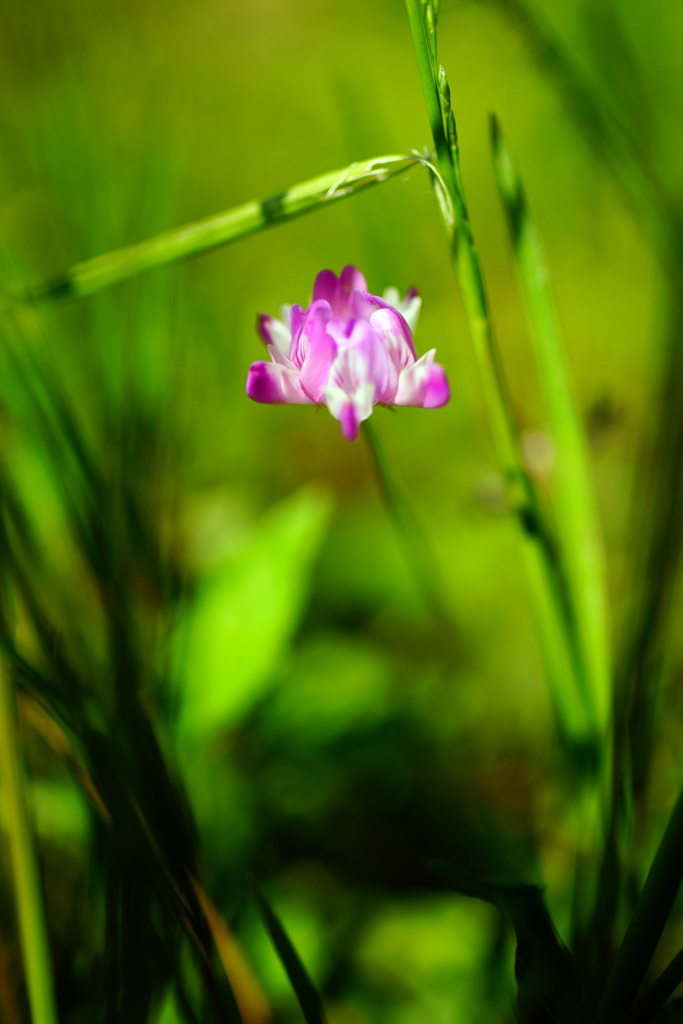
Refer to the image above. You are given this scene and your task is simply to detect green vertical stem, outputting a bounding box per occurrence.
[0,659,57,1024]
[404,0,458,202]
[489,117,612,941]
[404,0,593,753]
[489,115,610,738]
[404,0,537,540]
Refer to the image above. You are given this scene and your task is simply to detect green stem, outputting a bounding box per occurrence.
[490,114,610,736]
[489,116,611,940]
[404,3,533,521]
[362,419,452,630]
[404,0,458,201]
[404,0,594,752]
[0,659,58,1024]
[26,155,415,304]
[594,785,683,1024]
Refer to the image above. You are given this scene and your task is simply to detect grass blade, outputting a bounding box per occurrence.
[489,115,611,743]
[619,947,683,1024]
[0,656,58,1024]
[489,116,613,953]
[594,785,683,1024]
[27,155,415,303]
[248,876,326,1024]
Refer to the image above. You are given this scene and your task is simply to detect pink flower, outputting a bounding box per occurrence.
[246,266,450,441]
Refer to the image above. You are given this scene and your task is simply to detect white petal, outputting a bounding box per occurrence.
[268,313,293,357]
[382,286,401,308]
[267,344,296,368]
[324,380,374,425]
[400,294,422,332]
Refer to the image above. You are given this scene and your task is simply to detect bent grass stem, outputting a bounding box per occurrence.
[27,156,416,304]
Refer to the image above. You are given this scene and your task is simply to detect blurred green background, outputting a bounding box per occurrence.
[0,0,682,1021]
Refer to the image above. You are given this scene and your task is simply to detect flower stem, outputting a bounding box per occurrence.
[362,419,452,631]
[0,660,58,1024]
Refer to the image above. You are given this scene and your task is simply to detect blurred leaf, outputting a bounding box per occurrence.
[153,987,185,1024]
[582,0,657,166]
[11,779,88,847]
[248,875,327,1024]
[482,0,665,228]
[176,487,332,741]
[357,894,495,988]
[262,638,390,745]
[431,862,579,1024]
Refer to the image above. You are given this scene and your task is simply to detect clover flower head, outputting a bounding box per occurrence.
[246,266,449,441]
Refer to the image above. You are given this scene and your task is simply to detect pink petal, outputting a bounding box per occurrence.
[339,402,360,441]
[312,270,340,308]
[257,314,272,344]
[289,304,304,350]
[368,292,421,339]
[339,265,367,298]
[326,319,391,403]
[370,307,417,363]
[311,266,368,319]
[298,311,337,403]
[394,351,450,408]
[348,288,376,321]
[292,299,332,367]
[246,361,311,405]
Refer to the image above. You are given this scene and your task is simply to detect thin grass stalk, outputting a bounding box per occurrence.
[25,155,415,303]
[362,419,452,631]
[488,122,612,931]
[489,115,611,745]
[0,657,58,1024]
[404,0,594,752]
